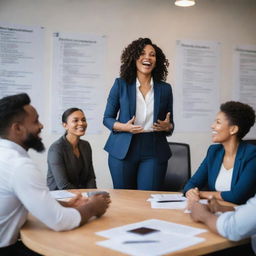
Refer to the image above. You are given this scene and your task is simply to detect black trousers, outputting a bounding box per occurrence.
[0,240,42,256]
[204,242,255,256]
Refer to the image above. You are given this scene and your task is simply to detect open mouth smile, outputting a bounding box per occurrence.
[142,61,152,67]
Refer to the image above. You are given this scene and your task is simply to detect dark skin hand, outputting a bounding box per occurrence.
[76,193,111,225]
[152,112,173,132]
[208,196,235,213]
[59,192,89,208]
[189,200,218,233]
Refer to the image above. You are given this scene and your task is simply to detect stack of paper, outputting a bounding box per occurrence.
[147,193,187,209]
[96,219,206,256]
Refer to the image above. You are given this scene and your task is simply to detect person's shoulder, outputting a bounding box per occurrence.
[114,77,127,85]
[79,139,90,147]
[207,143,223,153]
[48,136,66,151]
[155,80,171,87]
[155,81,172,92]
[241,141,256,155]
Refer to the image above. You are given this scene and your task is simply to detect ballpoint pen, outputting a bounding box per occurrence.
[123,240,159,244]
[157,200,185,203]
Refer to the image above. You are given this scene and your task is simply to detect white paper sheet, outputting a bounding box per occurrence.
[97,231,205,256]
[96,219,206,256]
[174,40,220,132]
[149,193,186,201]
[0,23,44,117]
[147,194,187,209]
[51,32,106,134]
[96,219,207,238]
[151,201,187,209]
[232,45,256,137]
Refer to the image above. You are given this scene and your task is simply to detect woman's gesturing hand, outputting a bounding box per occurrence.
[113,116,144,134]
[152,112,173,132]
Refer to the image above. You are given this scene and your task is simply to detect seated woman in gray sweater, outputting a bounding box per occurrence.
[47,108,97,190]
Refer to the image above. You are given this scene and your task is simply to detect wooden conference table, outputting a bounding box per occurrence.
[20,189,248,256]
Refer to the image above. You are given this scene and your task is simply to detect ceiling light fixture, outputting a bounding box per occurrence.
[175,0,195,7]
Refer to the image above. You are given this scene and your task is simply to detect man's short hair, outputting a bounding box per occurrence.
[0,93,31,136]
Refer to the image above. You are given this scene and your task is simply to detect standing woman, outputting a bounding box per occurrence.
[47,108,96,190]
[103,38,174,190]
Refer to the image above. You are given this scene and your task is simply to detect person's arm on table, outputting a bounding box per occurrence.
[190,196,256,242]
[208,196,235,213]
[76,194,111,225]
[59,193,111,225]
[185,187,200,201]
[183,150,210,197]
[190,201,218,234]
[14,161,111,231]
[200,191,223,201]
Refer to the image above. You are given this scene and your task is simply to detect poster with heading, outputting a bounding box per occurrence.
[174,40,220,132]
[233,45,256,138]
[51,32,106,134]
[0,23,44,116]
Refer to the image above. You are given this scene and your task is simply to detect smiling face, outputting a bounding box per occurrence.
[63,110,87,138]
[211,111,238,143]
[136,44,156,77]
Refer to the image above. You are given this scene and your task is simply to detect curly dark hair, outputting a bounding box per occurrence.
[220,101,255,140]
[0,93,30,136]
[120,38,169,84]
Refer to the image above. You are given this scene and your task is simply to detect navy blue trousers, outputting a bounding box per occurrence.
[108,133,168,190]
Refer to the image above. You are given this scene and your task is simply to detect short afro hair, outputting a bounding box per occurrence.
[220,101,255,140]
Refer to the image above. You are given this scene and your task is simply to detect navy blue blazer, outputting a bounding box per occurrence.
[103,78,174,161]
[183,142,256,204]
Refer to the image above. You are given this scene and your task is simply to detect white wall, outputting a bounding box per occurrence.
[0,0,256,188]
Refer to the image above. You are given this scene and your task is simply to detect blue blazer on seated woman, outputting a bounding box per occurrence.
[183,142,256,204]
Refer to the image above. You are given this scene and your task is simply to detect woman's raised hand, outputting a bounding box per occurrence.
[152,112,173,132]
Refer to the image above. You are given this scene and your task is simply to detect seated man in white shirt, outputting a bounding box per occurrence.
[0,93,111,256]
[189,196,255,256]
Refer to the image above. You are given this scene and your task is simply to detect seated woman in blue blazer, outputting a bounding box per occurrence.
[47,108,96,190]
[184,101,256,204]
[103,38,174,190]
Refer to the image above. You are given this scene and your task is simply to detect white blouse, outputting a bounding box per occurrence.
[215,164,233,191]
[134,78,154,132]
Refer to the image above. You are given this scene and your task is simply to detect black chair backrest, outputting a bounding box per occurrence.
[243,139,256,146]
[162,142,191,192]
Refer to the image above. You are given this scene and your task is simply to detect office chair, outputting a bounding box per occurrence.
[243,139,256,146]
[161,142,191,192]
